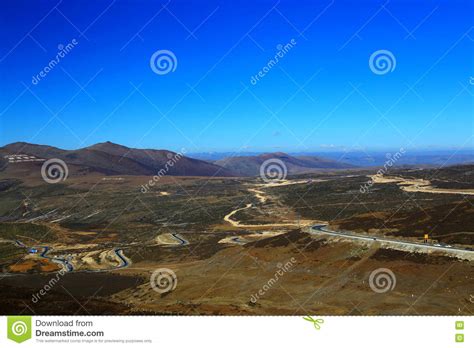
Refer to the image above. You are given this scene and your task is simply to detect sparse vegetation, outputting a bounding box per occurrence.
[0,165,472,315]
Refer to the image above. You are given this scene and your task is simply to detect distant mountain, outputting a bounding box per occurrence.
[215,152,355,176]
[189,151,263,161]
[292,150,474,167]
[2,142,471,179]
[0,142,233,177]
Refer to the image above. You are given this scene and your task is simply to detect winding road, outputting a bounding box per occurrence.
[39,246,74,272]
[114,248,129,268]
[222,180,473,260]
[224,180,317,228]
[309,224,474,256]
[223,203,302,228]
[4,240,131,274]
[371,175,474,196]
[170,233,189,246]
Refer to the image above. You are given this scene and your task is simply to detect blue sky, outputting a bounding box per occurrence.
[1,0,473,152]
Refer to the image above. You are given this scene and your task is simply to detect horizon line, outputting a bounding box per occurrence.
[1,140,474,155]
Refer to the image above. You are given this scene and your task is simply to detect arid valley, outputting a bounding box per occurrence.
[0,142,473,315]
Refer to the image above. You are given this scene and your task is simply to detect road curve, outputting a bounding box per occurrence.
[38,246,74,272]
[171,233,189,246]
[114,248,130,268]
[224,203,303,228]
[309,224,474,255]
[69,248,131,273]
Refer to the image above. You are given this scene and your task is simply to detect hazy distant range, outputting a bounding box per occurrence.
[190,149,474,167]
[1,142,473,179]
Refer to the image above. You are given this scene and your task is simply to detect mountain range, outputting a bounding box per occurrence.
[214,152,354,176]
[0,142,353,178]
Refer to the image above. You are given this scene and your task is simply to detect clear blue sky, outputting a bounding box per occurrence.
[1,0,473,152]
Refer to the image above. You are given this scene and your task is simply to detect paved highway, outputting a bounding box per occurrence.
[114,248,129,268]
[38,246,74,272]
[7,241,129,274]
[171,233,189,246]
[309,224,474,255]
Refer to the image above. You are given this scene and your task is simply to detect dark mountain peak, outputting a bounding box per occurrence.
[86,141,130,152]
[0,142,65,157]
[5,141,31,147]
[0,141,234,178]
[3,141,51,150]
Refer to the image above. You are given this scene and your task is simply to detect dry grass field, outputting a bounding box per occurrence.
[0,165,473,315]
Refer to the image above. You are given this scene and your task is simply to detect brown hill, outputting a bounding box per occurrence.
[0,142,233,177]
[215,152,355,176]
